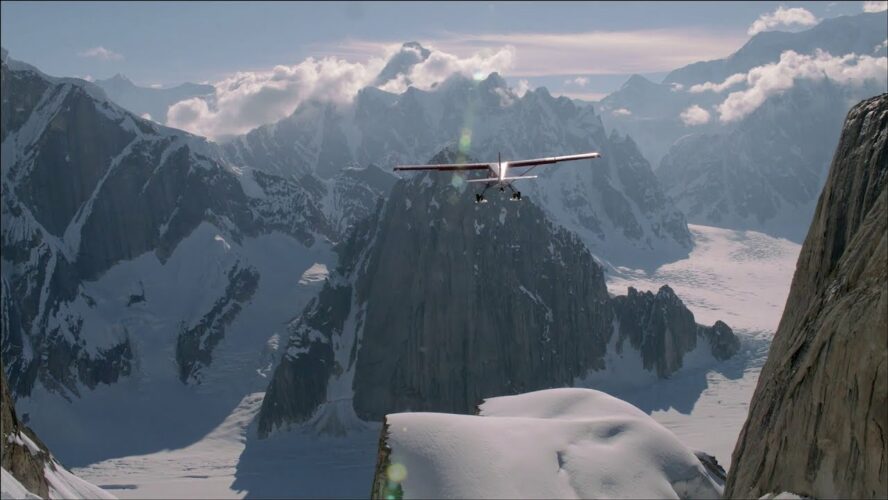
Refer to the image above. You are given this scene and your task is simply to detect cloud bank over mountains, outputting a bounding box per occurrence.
[165,8,886,140]
[709,49,887,122]
[78,46,124,61]
[167,43,516,139]
[680,105,711,126]
[747,6,819,36]
[863,1,888,13]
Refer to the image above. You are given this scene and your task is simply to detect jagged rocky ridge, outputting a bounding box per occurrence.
[93,73,214,126]
[662,12,888,87]
[1,360,112,499]
[599,12,887,240]
[222,45,692,268]
[657,79,881,241]
[257,150,739,436]
[0,54,391,400]
[726,94,887,498]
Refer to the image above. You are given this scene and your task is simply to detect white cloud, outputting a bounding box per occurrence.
[565,76,589,86]
[689,72,747,93]
[514,79,531,97]
[167,45,515,139]
[149,83,163,89]
[168,56,384,138]
[79,74,95,82]
[716,49,888,122]
[332,29,747,77]
[140,113,153,121]
[494,87,515,107]
[611,108,632,117]
[680,105,711,125]
[670,83,684,92]
[78,46,124,61]
[876,39,888,53]
[377,45,515,94]
[747,6,819,36]
[863,1,888,12]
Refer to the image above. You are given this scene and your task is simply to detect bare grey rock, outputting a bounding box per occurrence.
[612,286,739,378]
[1,360,51,498]
[0,55,335,398]
[726,94,888,499]
[258,149,738,435]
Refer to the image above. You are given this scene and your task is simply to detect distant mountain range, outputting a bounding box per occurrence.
[93,73,214,124]
[599,12,887,240]
[0,45,724,469]
[258,149,737,436]
[222,53,692,268]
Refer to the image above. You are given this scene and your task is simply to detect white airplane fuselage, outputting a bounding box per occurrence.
[393,151,600,203]
[467,161,538,188]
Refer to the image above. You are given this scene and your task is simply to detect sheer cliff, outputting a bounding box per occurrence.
[726,94,887,499]
[257,150,738,436]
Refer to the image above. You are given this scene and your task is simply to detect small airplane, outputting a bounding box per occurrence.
[394,152,601,203]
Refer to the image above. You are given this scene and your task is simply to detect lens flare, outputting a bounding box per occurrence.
[451,172,466,190]
[387,462,408,483]
[459,128,472,154]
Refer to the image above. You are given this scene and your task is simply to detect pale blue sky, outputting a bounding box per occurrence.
[1,1,875,99]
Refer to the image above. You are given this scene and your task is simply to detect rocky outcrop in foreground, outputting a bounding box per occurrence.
[726,94,888,498]
[1,361,113,498]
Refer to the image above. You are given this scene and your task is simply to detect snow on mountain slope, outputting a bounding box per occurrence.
[0,53,394,469]
[656,80,881,241]
[15,222,334,465]
[607,224,801,334]
[257,156,736,439]
[67,222,796,498]
[603,224,802,468]
[94,74,214,126]
[224,52,692,268]
[663,12,888,87]
[1,467,40,499]
[71,392,382,500]
[374,388,724,499]
[599,13,886,239]
[2,360,115,500]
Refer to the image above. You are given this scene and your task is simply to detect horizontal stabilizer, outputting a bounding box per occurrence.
[466,175,538,184]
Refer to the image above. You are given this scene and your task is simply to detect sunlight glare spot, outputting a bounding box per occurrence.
[387,462,408,483]
[459,128,472,153]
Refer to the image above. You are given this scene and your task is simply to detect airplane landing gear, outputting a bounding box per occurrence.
[510,191,522,201]
[475,193,488,204]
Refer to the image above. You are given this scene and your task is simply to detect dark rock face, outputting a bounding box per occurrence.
[726,94,888,499]
[612,286,739,378]
[257,150,738,435]
[176,263,261,383]
[1,361,51,498]
[93,73,214,125]
[256,206,379,436]
[657,80,865,241]
[663,13,888,87]
[223,64,693,268]
[350,168,613,421]
[0,56,340,399]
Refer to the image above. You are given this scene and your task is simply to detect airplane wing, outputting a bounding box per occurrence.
[507,152,600,168]
[394,162,492,172]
